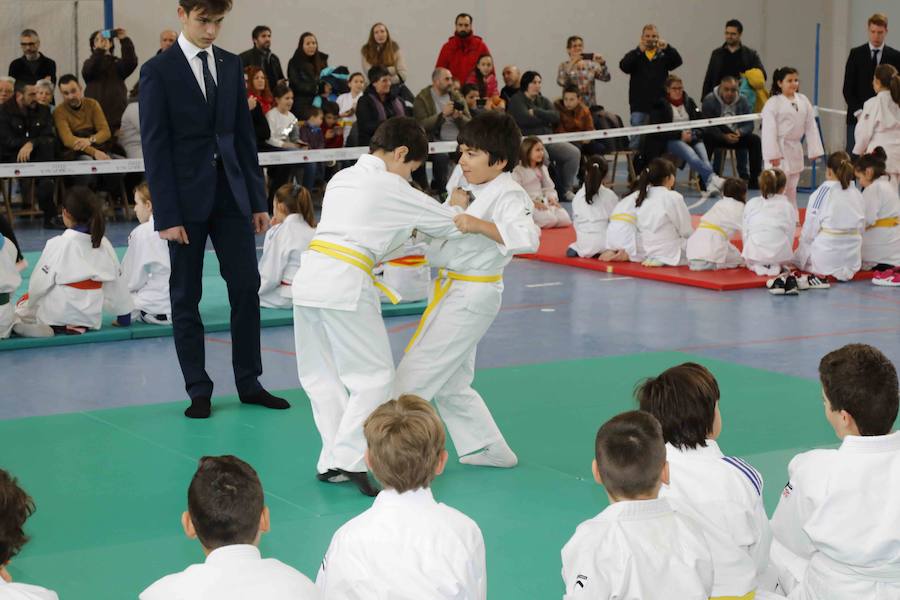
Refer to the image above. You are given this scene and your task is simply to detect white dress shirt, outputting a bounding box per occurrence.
[178,32,218,99]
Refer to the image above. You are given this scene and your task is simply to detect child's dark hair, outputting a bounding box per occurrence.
[274,183,316,227]
[770,66,799,98]
[348,71,365,84]
[827,151,854,190]
[722,177,748,203]
[369,117,428,163]
[636,362,720,450]
[635,158,676,207]
[595,410,667,498]
[187,455,265,550]
[179,0,233,15]
[854,147,888,180]
[0,469,36,565]
[519,136,544,167]
[457,111,522,173]
[272,81,292,99]
[461,83,479,98]
[874,64,900,105]
[582,155,609,202]
[819,344,898,436]
[64,186,105,248]
[322,101,339,117]
[562,84,580,98]
[306,106,323,120]
[758,168,787,198]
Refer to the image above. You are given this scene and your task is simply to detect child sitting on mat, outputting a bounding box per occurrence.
[635,158,693,267]
[14,186,131,337]
[121,182,171,325]
[258,183,316,309]
[602,189,642,262]
[316,395,486,599]
[741,169,796,277]
[567,156,620,258]
[854,148,900,285]
[686,178,747,270]
[0,469,59,599]
[512,136,572,229]
[140,455,317,599]
[0,231,22,339]
[561,410,714,598]
[637,363,775,599]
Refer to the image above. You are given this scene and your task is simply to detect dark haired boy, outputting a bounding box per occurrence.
[394,111,540,469]
[140,455,316,599]
[292,117,470,495]
[770,343,900,598]
[561,410,714,598]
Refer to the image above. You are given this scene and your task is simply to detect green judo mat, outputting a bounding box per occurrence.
[5,352,887,600]
[0,250,426,351]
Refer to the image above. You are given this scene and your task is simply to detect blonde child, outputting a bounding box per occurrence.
[122,182,171,324]
[561,410,714,599]
[854,148,900,285]
[742,169,796,277]
[512,136,572,229]
[567,156,620,258]
[258,183,316,309]
[317,395,486,599]
[636,158,694,267]
[687,178,747,270]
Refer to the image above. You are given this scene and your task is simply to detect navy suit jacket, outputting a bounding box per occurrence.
[139,42,266,230]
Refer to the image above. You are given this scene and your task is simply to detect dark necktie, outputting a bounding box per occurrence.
[872,48,880,68]
[197,50,217,112]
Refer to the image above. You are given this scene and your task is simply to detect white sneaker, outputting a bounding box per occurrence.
[708,174,726,194]
[563,190,576,202]
[797,273,830,290]
[459,440,518,468]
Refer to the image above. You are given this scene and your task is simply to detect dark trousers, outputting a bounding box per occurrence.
[705,133,762,182]
[168,166,263,400]
[846,120,857,156]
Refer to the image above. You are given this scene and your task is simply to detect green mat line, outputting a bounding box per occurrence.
[1,250,426,351]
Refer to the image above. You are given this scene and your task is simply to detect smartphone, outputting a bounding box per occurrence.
[101,29,113,39]
[476,98,487,107]
[452,100,465,111]
[581,52,594,60]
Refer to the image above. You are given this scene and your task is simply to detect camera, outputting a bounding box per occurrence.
[452,100,465,112]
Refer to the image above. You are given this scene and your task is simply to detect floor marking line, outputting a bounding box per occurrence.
[676,325,900,352]
[525,281,563,288]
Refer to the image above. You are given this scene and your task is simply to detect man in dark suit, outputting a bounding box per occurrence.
[140,0,289,418]
[843,13,900,153]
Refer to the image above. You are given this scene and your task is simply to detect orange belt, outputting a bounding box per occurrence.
[280,280,292,286]
[387,255,428,267]
[65,279,103,290]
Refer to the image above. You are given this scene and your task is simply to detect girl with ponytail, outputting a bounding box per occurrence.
[854,148,900,278]
[853,64,900,184]
[686,178,747,270]
[741,168,796,276]
[258,183,317,309]
[566,156,620,258]
[14,186,132,336]
[792,152,866,282]
[634,158,693,267]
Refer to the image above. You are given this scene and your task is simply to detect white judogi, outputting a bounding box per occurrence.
[793,181,865,281]
[316,487,486,600]
[292,154,463,474]
[637,186,693,266]
[258,213,316,309]
[761,93,824,206]
[446,163,471,195]
[0,580,58,600]
[686,197,745,268]
[561,498,714,599]
[606,192,645,262]
[853,90,900,181]
[140,544,318,600]
[769,431,900,600]
[0,235,22,339]
[122,216,171,318]
[512,164,572,229]
[393,172,539,457]
[742,194,797,276]
[568,185,620,257]
[15,229,131,329]
[861,176,900,267]
[660,440,772,598]
[380,236,430,303]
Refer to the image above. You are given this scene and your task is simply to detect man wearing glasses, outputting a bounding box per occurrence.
[8,29,57,88]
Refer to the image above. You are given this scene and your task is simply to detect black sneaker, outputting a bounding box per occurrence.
[783,274,800,295]
[768,274,799,296]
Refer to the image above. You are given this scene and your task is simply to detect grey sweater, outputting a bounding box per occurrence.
[507,91,560,135]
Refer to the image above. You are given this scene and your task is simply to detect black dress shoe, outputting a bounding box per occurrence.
[337,469,381,497]
[239,389,291,410]
[184,397,212,419]
[316,469,349,483]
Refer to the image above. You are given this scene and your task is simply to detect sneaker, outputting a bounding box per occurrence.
[873,269,900,287]
[797,274,830,290]
[563,190,576,202]
[768,274,799,295]
[708,174,726,194]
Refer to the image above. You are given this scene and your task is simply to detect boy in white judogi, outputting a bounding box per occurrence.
[380,234,431,303]
[393,113,540,468]
[122,183,172,324]
[604,191,644,262]
[292,118,468,494]
[769,343,900,600]
[854,151,900,270]
[638,363,777,599]
[568,158,620,258]
[141,455,317,600]
[687,178,747,270]
[742,169,796,276]
[561,410,714,599]
[258,184,316,309]
[317,395,486,600]
[0,235,22,339]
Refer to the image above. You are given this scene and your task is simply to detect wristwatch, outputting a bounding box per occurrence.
[90,135,97,145]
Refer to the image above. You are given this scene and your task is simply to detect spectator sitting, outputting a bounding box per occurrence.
[461,83,486,117]
[336,71,365,144]
[322,103,344,149]
[500,64,520,103]
[239,25,285,90]
[557,35,611,108]
[297,107,325,191]
[243,69,271,153]
[119,82,142,158]
[435,13,492,83]
[82,27,137,130]
[0,77,13,104]
[34,79,54,108]
[508,70,581,200]
[287,32,327,118]
[245,65,273,113]
[645,74,725,197]
[701,75,763,188]
[361,23,408,92]
[701,19,766,99]
[355,66,406,147]
[157,29,177,55]
[555,84,607,156]
[8,29,56,86]
[465,53,504,109]
[413,67,471,192]
[513,136,573,229]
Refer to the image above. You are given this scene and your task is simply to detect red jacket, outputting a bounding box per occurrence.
[436,34,491,82]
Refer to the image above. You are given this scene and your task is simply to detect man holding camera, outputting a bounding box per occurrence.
[557,35,610,108]
[413,67,470,192]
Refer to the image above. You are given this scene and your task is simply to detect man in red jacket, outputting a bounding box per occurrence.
[435,13,492,83]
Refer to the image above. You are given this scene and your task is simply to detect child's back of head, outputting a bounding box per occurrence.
[594,410,667,500]
[819,343,898,437]
[187,455,265,550]
[636,362,720,450]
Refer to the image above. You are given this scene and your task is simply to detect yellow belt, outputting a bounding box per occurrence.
[308,239,401,304]
[699,222,728,237]
[821,227,860,237]
[610,213,637,225]
[405,269,502,353]
[710,592,755,600]
[872,217,899,228]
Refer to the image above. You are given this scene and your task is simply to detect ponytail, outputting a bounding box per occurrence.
[275,182,316,227]
[758,168,787,199]
[770,66,798,98]
[635,158,676,207]
[582,154,609,203]
[854,146,888,180]
[826,151,854,190]
[63,186,105,248]
[874,64,900,105]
